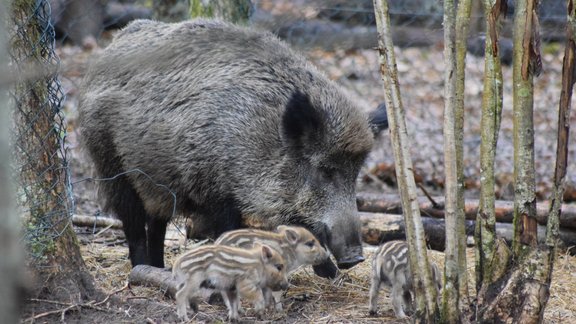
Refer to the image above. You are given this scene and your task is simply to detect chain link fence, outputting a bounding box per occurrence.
[9,0,73,265]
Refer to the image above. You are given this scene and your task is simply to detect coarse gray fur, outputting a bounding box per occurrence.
[79,18,381,273]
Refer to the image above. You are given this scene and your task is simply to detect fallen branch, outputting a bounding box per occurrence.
[72,214,123,229]
[128,265,178,299]
[24,298,117,322]
[360,212,576,252]
[357,193,576,230]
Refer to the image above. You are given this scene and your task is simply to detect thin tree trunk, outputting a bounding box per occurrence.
[373,1,438,321]
[454,0,472,309]
[478,0,550,322]
[512,0,540,256]
[442,0,472,320]
[547,0,576,248]
[442,0,460,320]
[0,1,24,320]
[11,0,96,302]
[476,0,505,297]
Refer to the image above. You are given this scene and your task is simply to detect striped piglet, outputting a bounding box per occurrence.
[215,225,329,310]
[172,243,288,321]
[368,240,442,318]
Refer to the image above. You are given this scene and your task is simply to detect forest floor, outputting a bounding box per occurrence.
[22,22,576,323]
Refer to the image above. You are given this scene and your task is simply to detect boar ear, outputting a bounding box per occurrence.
[283,228,300,245]
[260,244,274,262]
[368,103,389,137]
[281,91,324,149]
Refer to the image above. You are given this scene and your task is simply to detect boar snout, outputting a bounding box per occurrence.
[312,259,339,278]
[335,245,364,269]
[337,254,365,269]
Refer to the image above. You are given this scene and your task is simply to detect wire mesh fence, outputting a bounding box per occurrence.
[7,0,576,265]
[9,0,73,266]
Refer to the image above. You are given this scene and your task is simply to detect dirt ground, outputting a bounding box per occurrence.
[22,224,576,323]
[21,22,576,323]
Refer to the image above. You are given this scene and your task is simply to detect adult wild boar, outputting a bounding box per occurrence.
[79,19,387,277]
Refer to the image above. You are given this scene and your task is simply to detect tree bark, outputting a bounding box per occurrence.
[476,0,505,295]
[11,0,96,302]
[0,2,24,320]
[373,1,439,321]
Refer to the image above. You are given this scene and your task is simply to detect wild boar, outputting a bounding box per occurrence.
[172,243,288,321]
[78,18,387,278]
[368,240,442,318]
[215,225,329,310]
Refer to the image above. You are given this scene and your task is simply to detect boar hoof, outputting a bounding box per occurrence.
[369,310,378,317]
[337,255,365,269]
[312,259,339,278]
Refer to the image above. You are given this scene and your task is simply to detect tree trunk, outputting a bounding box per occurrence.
[478,0,549,321]
[189,0,253,24]
[11,0,96,302]
[476,0,505,296]
[442,0,471,320]
[454,0,472,309]
[547,0,576,248]
[373,1,439,321]
[511,0,540,256]
[0,2,24,320]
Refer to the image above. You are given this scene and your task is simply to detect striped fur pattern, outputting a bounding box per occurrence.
[368,240,441,318]
[215,225,329,310]
[172,243,288,321]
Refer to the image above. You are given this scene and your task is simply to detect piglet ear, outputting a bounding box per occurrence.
[283,228,300,245]
[281,91,324,150]
[261,244,274,262]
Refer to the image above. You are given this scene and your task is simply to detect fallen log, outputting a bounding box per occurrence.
[357,193,576,230]
[360,212,576,253]
[129,265,178,298]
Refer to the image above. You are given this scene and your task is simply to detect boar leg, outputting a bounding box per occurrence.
[175,282,192,321]
[192,199,243,239]
[222,288,240,322]
[368,275,382,316]
[147,217,168,268]
[391,283,407,318]
[113,180,149,266]
[271,290,284,311]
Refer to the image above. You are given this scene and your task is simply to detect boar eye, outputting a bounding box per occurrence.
[319,166,336,179]
[305,240,315,248]
[275,263,284,271]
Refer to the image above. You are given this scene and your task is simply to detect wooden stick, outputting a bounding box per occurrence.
[72,214,123,229]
